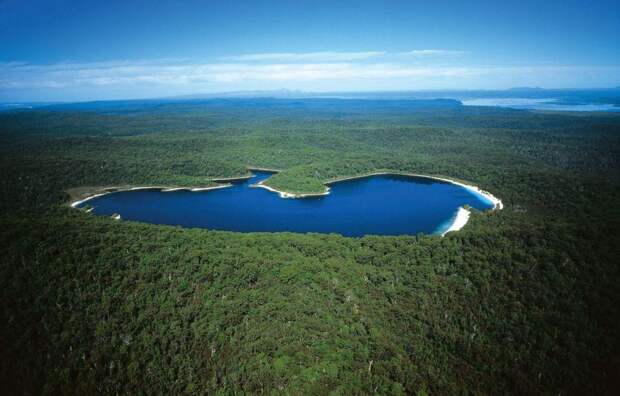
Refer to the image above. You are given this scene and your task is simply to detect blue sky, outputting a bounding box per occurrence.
[1,0,619,101]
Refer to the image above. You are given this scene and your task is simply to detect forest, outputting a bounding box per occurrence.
[1,98,619,394]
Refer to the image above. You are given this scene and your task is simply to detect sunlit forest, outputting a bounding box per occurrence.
[1,98,619,394]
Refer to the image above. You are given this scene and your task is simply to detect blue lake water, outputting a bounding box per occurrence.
[77,172,495,237]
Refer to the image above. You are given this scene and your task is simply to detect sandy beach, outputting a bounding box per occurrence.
[190,185,232,192]
[70,192,112,208]
[440,207,471,236]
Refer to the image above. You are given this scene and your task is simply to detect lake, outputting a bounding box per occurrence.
[76,172,496,237]
[461,98,620,112]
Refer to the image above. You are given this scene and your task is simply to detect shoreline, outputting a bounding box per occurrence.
[68,170,266,208]
[211,174,253,182]
[246,166,281,173]
[69,183,232,208]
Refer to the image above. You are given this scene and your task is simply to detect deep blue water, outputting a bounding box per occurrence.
[77,172,495,237]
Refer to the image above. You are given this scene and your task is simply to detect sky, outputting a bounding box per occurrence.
[1,0,619,102]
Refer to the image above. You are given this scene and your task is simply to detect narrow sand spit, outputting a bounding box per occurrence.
[190,185,232,192]
[250,180,330,198]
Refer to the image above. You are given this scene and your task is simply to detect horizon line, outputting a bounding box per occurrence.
[2,85,620,105]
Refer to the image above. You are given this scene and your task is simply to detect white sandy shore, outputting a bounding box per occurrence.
[70,192,111,208]
[69,184,233,208]
[190,185,232,192]
[440,207,471,236]
[211,175,252,182]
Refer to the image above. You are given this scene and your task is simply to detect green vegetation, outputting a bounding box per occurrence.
[1,99,619,394]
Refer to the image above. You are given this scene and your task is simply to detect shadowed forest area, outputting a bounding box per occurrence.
[1,98,620,394]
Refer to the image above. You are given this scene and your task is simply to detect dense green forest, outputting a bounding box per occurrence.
[1,98,619,394]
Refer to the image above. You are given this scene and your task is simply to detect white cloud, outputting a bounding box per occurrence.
[0,60,490,88]
[221,51,386,62]
[202,63,480,82]
[221,50,470,62]
[2,57,618,101]
[0,51,474,91]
